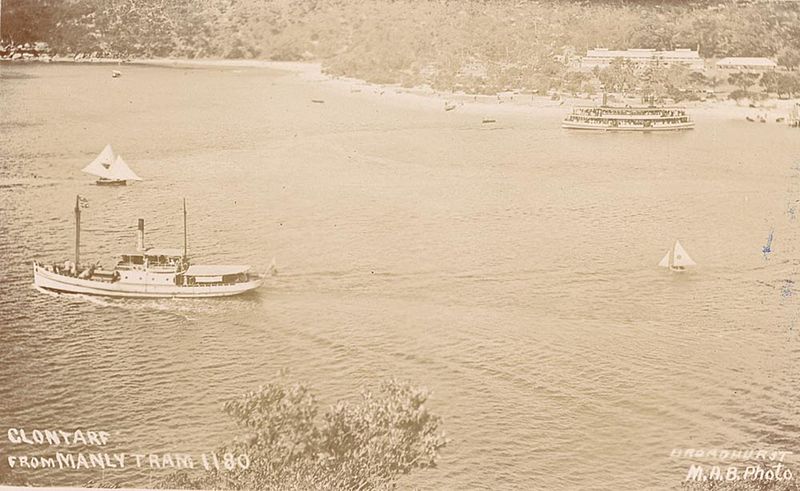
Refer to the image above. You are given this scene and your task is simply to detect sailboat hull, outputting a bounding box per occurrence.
[33,263,262,298]
[96,179,127,186]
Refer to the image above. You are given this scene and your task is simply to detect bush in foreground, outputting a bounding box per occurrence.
[161,379,448,490]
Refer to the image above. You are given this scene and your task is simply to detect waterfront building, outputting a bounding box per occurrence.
[580,48,705,72]
[715,57,777,71]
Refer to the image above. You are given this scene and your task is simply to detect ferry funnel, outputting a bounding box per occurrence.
[136,218,145,252]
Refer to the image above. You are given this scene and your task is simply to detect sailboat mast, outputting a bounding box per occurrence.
[74,194,81,267]
[183,198,187,260]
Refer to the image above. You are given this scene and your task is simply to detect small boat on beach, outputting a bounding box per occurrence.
[82,144,142,185]
[658,240,696,272]
[33,196,265,298]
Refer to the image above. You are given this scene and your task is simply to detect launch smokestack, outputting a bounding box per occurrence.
[136,218,145,252]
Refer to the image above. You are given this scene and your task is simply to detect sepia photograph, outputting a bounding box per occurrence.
[1,0,800,489]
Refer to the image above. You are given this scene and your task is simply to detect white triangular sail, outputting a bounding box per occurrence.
[658,250,670,268]
[81,144,116,178]
[672,240,696,267]
[106,155,142,181]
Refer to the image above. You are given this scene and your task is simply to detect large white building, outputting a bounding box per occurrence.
[580,48,705,71]
[715,57,777,71]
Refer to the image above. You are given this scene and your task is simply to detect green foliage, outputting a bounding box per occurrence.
[763,71,800,97]
[728,72,761,92]
[160,379,448,490]
[728,89,755,104]
[777,48,800,71]
[5,0,800,95]
[641,64,697,101]
[597,59,638,94]
[561,71,590,96]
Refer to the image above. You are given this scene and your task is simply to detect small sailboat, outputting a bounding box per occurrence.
[658,240,696,272]
[81,144,142,185]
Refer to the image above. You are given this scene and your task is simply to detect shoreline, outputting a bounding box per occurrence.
[4,56,798,124]
[134,58,800,124]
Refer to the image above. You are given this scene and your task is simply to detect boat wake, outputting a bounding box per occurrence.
[74,293,116,307]
[32,283,119,306]
[32,284,61,297]
[120,295,262,320]
[124,298,212,316]
[123,299,200,321]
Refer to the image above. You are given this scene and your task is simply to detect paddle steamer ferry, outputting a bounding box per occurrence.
[562,98,694,131]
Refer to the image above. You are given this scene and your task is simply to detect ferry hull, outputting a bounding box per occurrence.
[33,263,262,298]
[561,121,695,131]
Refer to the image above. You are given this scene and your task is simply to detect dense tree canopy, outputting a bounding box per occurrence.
[5,1,800,59]
[4,0,800,96]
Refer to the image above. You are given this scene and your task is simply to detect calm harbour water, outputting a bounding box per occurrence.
[1,62,800,490]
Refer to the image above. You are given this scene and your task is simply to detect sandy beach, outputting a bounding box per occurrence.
[22,56,795,124]
[161,58,800,123]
